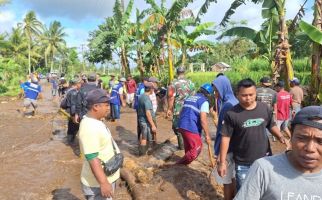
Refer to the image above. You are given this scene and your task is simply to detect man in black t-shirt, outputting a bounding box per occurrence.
[217,78,289,191]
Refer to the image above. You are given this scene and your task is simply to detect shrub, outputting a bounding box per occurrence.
[0,85,8,94]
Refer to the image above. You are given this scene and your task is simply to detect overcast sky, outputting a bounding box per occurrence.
[0,0,315,51]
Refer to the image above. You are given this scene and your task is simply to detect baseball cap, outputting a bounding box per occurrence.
[110,74,115,77]
[86,89,110,106]
[148,77,160,83]
[176,66,185,73]
[290,77,300,84]
[292,106,322,130]
[144,82,156,89]
[88,73,97,81]
[276,80,285,87]
[260,77,272,86]
[119,77,126,82]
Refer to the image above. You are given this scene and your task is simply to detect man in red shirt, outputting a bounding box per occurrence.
[275,80,292,138]
[126,75,137,108]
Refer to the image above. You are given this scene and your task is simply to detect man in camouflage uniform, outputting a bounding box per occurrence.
[167,67,195,150]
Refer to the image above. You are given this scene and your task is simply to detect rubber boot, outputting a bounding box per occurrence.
[176,133,184,150]
[139,145,148,156]
[67,135,74,144]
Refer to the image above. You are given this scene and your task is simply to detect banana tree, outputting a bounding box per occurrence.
[129,8,152,77]
[113,0,134,76]
[220,0,295,85]
[154,0,194,81]
[175,21,216,66]
[299,0,322,102]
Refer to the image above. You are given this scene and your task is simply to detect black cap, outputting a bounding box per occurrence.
[86,89,110,106]
[292,106,322,130]
[260,77,271,86]
[176,66,185,74]
[276,80,285,87]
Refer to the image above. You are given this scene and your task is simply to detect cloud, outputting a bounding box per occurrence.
[23,0,116,21]
[64,28,90,48]
[197,0,313,30]
[0,10,17,33]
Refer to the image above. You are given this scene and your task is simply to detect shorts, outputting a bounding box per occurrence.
[82,182,116,200]
[23,98,38,109]
[126,93,135,104]
[139,122,152,141]
[213,153,236,184]
[277,120,289,131]
[235,164,251,191]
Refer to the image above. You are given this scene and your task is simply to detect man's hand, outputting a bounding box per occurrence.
[122,102,126,107]
[100,182,113,198]
[151,125,157,133]
[73,114,80,124]
[166,109,172,118]
[217,162,227,177]
[205,135,212,145]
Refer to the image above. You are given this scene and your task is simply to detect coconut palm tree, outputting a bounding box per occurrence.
[19,11,42,74]
[7,27,28,65]
[41,21,67,72]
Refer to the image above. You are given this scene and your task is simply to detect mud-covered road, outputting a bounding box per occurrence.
[0,80,286,200]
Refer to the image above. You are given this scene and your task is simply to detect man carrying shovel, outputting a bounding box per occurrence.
[176,83,215,167]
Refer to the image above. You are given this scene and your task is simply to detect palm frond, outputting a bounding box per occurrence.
[289,0,308,32]
[220,0,264,27]
[195,0,217,23]
[217,26,257,40]
[113,0,123,26]
[188,22,215,41]
[123,0,134,22]
[145,0,161,13]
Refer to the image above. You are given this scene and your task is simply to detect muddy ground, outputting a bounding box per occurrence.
[0,81,286,200]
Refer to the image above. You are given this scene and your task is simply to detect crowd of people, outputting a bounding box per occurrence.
[18,68,321,200]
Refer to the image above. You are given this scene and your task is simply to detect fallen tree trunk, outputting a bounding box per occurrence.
[120,169,145,200]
